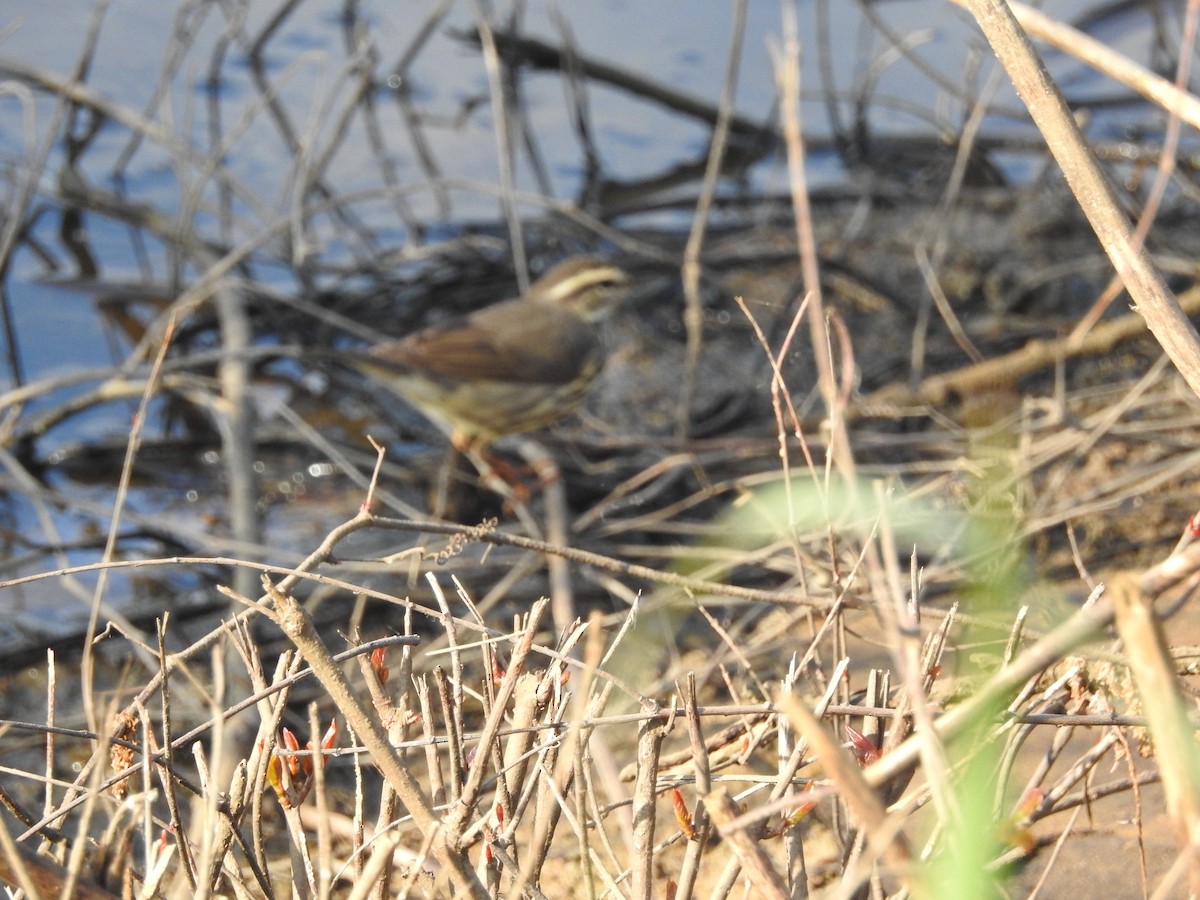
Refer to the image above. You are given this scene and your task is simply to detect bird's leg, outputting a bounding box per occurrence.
[449,431,546,497]
[458,440,544,538]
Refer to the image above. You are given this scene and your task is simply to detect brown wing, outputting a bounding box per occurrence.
[366,300,599,385]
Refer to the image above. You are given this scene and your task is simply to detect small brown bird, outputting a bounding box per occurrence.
[351,256,631,448]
